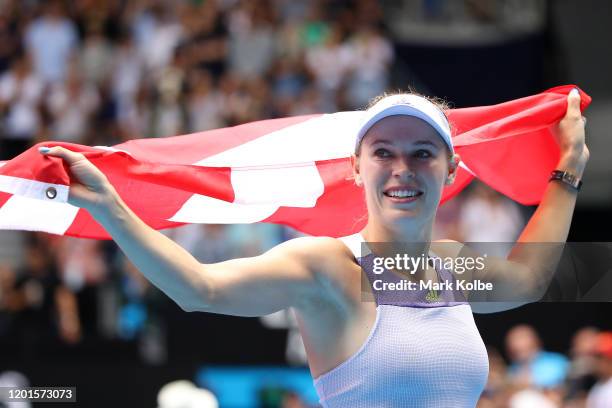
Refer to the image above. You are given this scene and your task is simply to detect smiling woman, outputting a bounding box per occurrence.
[38,87,588,408]
[352,93,460,241]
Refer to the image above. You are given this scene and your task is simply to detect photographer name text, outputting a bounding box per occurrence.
[372,279,493,291]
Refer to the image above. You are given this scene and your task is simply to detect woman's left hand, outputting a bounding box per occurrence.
[553,88,590,175]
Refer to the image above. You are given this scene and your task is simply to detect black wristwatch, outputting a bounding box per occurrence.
[549,170,582,191]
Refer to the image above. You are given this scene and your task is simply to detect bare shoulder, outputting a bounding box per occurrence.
[199,236,357,317]
[271,235,361,301]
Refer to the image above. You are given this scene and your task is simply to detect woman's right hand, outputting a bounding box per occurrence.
[39,146,118,215]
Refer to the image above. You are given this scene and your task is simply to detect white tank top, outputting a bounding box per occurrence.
[312,234,489,407]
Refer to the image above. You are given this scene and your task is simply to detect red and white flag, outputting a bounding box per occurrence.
[0,85,590,239]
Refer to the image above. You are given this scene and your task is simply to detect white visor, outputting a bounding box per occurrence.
[355,94,453,154]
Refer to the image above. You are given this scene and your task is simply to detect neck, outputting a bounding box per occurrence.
[360,217,434,276]
[361,216,433,244]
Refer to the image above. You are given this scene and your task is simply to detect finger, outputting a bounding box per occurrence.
[565,88,582,119]
[38,146,86,165]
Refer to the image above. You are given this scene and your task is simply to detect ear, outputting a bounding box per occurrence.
[445,153,461,185]
[351,154,362,187]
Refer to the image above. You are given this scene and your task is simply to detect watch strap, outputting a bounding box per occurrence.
[549,170,582,191]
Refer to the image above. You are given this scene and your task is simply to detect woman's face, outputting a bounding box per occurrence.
[354,115,455,227]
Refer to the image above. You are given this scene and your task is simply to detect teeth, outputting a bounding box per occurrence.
[387,190,419,198]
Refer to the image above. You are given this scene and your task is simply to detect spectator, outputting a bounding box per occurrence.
[54,237,108,292]
[217,72,258,125]
[566,327,601,403]
[46,64,100,143]
[117,256,166,362]
[586,332,612,408]
[117,82,153,140]
[458,181,524,256]
[276,19,306,62]
[344,24,394,109]
[0,7,20,74]
[186,69,225,132]
[304,23,352,108]
[150,47,188,138]
[78,23,113,86]
[10,234,82,350]
[24,1,78,84]
[132,3,184,76]
[268,56,307,117]
[182,0,228,80]
[505,324,570,389]
[298,1,332,49]
[226,0,277,80]
[0,53,44,160]
[271,56,306,101]
[111,31,144,111]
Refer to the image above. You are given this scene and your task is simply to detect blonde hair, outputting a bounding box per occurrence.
[365,88,451,111]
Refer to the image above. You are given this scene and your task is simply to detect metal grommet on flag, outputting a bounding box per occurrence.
[45,187,57,200]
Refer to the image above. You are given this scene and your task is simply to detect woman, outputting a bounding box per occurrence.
[39,89,588,407]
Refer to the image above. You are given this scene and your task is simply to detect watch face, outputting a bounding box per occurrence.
[562,172,577,185]
[551,170,581,190]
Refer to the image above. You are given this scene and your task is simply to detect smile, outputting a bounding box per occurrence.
[383,187,424,201]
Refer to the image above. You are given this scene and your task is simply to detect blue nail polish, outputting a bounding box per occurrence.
[570,88,580,97]
[38,147,50,153]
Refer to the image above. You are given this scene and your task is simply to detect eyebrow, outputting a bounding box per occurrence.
[371,139,441,148]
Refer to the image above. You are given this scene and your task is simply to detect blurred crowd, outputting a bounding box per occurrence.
[1,1,608,407]
[478,326,612,408]
[0,0,393,161]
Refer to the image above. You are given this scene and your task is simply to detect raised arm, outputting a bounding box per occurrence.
[500,89,589,295]
[38,147,331,316]
[434,89,589,312]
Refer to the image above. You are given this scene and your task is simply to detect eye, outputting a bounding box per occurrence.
[374,148,392,158]
[414,149,433,159]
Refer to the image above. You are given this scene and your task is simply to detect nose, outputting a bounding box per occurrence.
[392,156,416,180]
